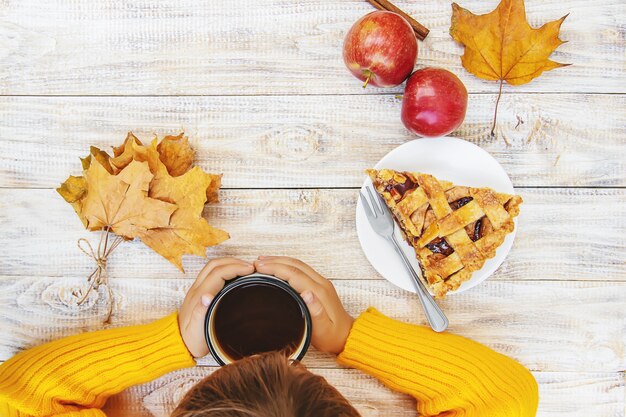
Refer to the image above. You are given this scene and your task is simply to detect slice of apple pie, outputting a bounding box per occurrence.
[367,169,522,298]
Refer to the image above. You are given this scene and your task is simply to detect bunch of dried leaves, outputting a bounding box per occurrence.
[57,133,229,321]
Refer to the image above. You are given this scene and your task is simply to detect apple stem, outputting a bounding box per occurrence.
[491,79,503,137]
[363,71,372,89]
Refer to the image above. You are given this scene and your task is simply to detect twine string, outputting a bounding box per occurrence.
[76,226,123,323]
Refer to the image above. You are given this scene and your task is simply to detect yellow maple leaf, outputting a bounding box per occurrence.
[81,146,114,173]
[154,132,223,202]
[156,133,195,177]
[450,0,569,133]
[58,146,113,224]
[112,133,139,157]
[110,132,144,173]
[140,165,229,271]
[204,173,222,204]
[58,146,114,225]
[56,175,88,227]
[81,159,176,238]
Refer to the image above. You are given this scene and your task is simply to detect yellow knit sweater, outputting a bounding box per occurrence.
[0,308,538,417]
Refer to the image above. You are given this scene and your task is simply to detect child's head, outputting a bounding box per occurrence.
[172,351,361,417]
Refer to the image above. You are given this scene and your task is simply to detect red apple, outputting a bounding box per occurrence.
[401,68,468,137]
[343,11,417,88]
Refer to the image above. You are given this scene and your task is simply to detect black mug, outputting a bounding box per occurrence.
[204,273,312,365]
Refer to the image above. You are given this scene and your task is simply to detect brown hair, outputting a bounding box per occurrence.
[171,351,361,417]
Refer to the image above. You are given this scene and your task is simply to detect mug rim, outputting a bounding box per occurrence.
[204,272,312,366]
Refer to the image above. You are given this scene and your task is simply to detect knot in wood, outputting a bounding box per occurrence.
[263,125,322,162]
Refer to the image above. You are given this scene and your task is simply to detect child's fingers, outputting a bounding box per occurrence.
[257,256,327,285]
[254,260,322,294]
[193,258,252,288]
[182,263,253,334]
[192,258,252,292]
[193,263,255,299]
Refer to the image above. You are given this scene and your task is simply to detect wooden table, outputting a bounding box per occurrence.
[0,0,624,415]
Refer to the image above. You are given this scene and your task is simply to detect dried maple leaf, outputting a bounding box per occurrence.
[140,166,229,271]
[157,133,195,177]
[59,143,115,226]
[110,132,143,173]
[450,0,569,134]
[205,173,222,203]
[57,175,88,227]
[112,132,141,157]
[81,146,114,173]
[81,159,176,238]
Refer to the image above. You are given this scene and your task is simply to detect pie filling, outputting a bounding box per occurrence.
[448,196,472,210]
[425,237,453,256]
[467,218,484,242]
[384,176,417,201]
[384,174,486,252]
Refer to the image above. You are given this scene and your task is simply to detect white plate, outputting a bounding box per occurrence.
[356,137,518,295]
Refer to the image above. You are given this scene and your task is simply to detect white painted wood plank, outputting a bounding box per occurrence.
[0,0,622,95]
[99,369,625,417]
[0,94,624,188]
[1,276,624,372]
[0,188,622,281]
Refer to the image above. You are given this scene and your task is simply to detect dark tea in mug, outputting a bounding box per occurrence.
[205,274,311,365]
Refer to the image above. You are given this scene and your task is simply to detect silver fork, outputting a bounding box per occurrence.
[360,185,449,332]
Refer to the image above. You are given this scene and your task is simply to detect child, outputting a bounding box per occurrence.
[0,257,538,416]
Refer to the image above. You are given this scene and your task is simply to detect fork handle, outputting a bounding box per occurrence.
[388,237,449,332]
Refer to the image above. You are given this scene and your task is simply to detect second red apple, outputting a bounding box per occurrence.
[401,68,468,137]
[343,11,417,88]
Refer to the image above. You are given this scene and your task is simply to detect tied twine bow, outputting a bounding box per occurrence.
[76,226,123,324]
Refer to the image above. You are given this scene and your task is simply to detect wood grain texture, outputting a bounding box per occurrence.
[0,94,624,189]
[1,276,624,373]
[99,368,626,417]
[0,188,622,281]
[0,0,622,95]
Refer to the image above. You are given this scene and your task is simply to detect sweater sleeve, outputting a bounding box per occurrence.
[0,312,196,417]
[337,308,538,417]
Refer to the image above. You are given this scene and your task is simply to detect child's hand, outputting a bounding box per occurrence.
[254,256,354,354]
[179,258,254,358]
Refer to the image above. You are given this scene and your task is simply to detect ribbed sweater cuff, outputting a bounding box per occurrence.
[127,312,198,376]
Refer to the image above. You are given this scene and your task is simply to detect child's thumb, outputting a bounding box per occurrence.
[301,290,333,336]
[192,294,213,324]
